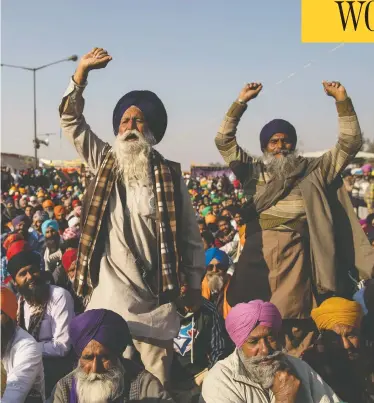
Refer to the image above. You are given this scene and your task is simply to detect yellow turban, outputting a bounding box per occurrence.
[311,297,363,330]
[205,213,217,225]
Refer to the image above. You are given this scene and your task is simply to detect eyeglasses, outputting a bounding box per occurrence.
[206,263,226,272]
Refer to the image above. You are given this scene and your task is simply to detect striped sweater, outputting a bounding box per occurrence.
[215,98,361,230]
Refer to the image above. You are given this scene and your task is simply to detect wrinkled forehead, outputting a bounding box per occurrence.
[269,132,291,141]
[248,324,276,339]
[81,339,112,356]
[121,105,145,121]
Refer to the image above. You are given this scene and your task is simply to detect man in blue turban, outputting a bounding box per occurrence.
[215,81,373,357]
[59,48,204,386]
[202,248,232,319]
[51,309,174,402]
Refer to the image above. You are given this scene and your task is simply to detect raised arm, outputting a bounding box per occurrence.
[59,48,113,174]
[215,83,263,166]
[319,81,363,185]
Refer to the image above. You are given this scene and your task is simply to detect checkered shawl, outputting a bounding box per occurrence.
[75,145,180,301]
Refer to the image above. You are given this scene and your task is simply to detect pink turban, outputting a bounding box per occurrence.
[62,226,81,241]
[225,300,282,348]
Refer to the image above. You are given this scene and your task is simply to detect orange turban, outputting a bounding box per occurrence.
[311,297,363,330]
[0,286,18,320]
[42,200,54,209]
[205,214,217,225]
[54,205,66,216]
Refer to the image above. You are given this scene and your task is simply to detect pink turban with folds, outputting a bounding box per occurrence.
[225,300,282,348]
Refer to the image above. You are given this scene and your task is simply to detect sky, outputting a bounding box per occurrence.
[1,0,374,169]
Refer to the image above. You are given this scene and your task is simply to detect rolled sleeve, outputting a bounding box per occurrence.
[320,98,363,185]
[215,101,251,165]
[59,78,107,174]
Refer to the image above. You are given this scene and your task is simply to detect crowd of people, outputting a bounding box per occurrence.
[1,47,373,403]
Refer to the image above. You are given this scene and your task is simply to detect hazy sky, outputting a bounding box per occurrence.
[2,1,373,169]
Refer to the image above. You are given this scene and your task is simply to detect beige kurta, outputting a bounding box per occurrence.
[59,78,205,340]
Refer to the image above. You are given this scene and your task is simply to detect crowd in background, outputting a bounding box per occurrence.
[1,163,374,402]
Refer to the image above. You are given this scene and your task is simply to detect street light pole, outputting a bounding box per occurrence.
[1,55,78,168]
[33,69,37,166]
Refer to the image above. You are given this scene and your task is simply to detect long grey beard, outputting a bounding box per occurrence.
[74,359,125,403]
[238,349,288,389]
[113,129,155,185]
[206,272,225,294]
[262,151,299,180]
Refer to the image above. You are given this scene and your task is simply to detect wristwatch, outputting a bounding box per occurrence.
[237,98,246,105]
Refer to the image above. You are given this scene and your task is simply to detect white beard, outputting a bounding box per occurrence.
[238,349,288,389]
[206,272,225,294]
[74,359,125,403]
[113,129,156,185]
[261,151,299,180]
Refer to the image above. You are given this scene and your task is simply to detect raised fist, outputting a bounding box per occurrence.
[322,81,347,102]
[78,48,112,71]
[237,82,263,103]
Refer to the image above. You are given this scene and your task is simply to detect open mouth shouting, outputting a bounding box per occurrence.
[125,132,139,142]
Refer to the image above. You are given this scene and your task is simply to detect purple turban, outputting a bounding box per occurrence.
[12,215,30,228]
[69,309,131,357]
[205,247,230,269]
[225,300,282,348]
[112,90,167,144]
[259,119,297,151]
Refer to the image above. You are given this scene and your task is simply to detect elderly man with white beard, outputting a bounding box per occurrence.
[50,309,174,403]
[200,300,340,403]
[59,48,204,387]
[215,81,374,356]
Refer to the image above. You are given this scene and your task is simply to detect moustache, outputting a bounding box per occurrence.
[272,149,291,156]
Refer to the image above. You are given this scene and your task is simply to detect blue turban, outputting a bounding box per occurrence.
[112,90,168,144]
[69,309,131,357]
[205,247,230,269]
[41,219,59,236]
[259,119,297,151]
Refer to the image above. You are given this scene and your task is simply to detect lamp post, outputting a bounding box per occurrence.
[1,55,78,168]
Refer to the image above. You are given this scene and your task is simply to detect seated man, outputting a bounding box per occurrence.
[202,248,231,319]
[7,249,75,397]
[200,300,340,403]
[1,286,45,403]
[171,297,229,403]
[304,297,374,403]
[214,216,236,248]
[61,248,84,314]
[51,309,174,402]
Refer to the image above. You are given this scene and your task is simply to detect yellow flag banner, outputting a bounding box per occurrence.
[301,0,374,42]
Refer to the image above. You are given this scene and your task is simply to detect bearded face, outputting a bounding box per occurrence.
[16,267,50,306]
[238,349,288,389]
[113,105,156,185]
[206,269,227,294]
[75,362,125,403]
[113,128,156,185]
[262,150,300,179]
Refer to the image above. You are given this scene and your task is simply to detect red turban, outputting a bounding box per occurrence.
[62,249,78,271]
[6,240,30,261]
